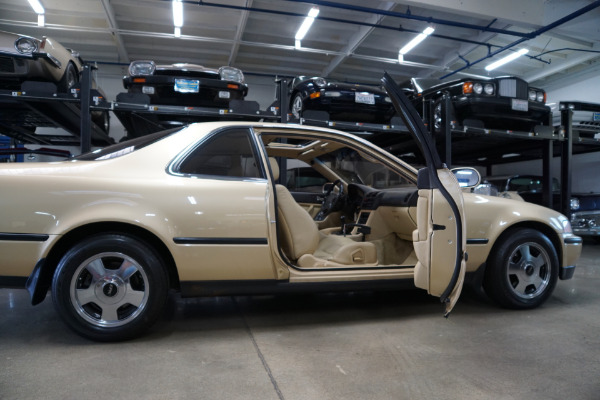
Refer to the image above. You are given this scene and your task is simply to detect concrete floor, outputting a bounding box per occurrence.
[1,242,599,400]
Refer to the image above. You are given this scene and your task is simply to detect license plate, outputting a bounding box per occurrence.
[511,99,528,112]
[355,92,375,105]
[174,79,199,93]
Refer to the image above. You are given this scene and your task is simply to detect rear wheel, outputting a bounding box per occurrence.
[484,228,558,309]
[52,233,168,341]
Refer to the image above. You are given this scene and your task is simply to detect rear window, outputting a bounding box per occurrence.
[74,128,181,161]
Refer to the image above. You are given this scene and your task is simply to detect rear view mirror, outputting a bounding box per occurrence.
[452,167,481,188]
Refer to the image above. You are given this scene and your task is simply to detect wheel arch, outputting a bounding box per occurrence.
[485,221,563,273]
[28,222,180,305]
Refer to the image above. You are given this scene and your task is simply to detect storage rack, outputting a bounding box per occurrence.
[1,73,599,217]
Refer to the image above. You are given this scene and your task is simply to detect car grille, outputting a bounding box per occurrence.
[0,57,15,73]
[155,70,218,79]
[498,78,528,99]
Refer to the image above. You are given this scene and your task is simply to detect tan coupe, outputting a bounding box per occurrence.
[0,74,581,341]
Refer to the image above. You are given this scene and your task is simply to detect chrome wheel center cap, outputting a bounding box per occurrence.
[96,277,126,304]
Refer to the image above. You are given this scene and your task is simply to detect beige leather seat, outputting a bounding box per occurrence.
[270,158,378,269]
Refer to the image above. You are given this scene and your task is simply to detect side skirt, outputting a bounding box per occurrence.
[180,278,416,297]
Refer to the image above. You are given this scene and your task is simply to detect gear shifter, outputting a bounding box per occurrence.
[340,215,346,236]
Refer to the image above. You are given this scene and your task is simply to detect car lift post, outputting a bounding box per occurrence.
[542,140,554,210]
[560,106,573,218]
[80,65,92,154]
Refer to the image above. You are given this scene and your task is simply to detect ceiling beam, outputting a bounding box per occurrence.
[228,0,252,67]
[100,0,129,63]
[320,1,396,77]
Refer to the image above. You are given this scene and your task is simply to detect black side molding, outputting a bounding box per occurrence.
[0,233,49,242]
[173,237,268,245]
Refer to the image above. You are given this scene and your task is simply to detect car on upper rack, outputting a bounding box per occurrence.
[485,175,600,239]
[0,30,110,133]
[406,76,552,133]
[288,76,396,124]
[123,60,248,108]
[0,30,82,92]
[0,73,581,342]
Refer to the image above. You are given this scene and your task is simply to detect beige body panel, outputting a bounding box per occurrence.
[0,122,579,294]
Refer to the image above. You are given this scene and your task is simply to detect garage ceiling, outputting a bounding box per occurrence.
[1,0,599,88]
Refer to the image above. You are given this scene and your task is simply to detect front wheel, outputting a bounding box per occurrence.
[484,228,558,309]
[291,93,304,120]
[58,62,79,93]
[52,233,168,341]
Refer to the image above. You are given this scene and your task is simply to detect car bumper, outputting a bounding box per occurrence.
[571,210,600,236]
[560,235,582,280]
[304,94,394,123]
[452,96,551,130]
[123,75,247,107]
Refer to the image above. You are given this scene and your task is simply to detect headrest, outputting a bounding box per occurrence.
[269,157,279,181]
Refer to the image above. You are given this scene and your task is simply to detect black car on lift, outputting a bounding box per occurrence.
[288,76,396,124]
[407,76,551,133]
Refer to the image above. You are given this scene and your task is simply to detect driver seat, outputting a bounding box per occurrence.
[270,158,378,269]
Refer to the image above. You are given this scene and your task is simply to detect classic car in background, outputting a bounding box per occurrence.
[0,30,82,92]
[486,175,600,238]
[0,75,581,341]
[408,76,552,133]
[123,61,248,108]
[288,76,396,123]
[0,30,110,134]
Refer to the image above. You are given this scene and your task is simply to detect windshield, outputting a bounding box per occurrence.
[317,147,413,189]
[74,128,181,161]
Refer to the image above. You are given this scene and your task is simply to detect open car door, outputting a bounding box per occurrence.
[382,72,466,315]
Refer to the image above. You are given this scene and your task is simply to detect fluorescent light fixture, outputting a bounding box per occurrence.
[174,27,181,37]
[173,0,183,28]
[295,7,319,41]
[399,26,435,57]
[37,14,44,27]
[485,48,529,71]
[295,39,301,49]
[27,0,44,14]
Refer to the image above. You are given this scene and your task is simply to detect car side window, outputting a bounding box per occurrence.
[178,128,263,179]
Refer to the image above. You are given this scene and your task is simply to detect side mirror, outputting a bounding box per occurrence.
[451,167,481,188]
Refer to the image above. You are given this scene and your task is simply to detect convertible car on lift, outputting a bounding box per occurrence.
[123,60,248,108]
[0,30,110,133]
[0,74,581,341]
[408,76,551,133]
[289,76,396,124]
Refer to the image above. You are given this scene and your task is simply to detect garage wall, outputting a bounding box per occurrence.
[493,70,600,193]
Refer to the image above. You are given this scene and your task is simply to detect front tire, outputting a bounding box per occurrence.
[58,62,79,93]
[291,93,304,120]
[52,233,168,341]
[484,228,558,309]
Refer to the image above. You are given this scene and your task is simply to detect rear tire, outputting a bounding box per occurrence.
[291,93,304,120]
[484,228,558,309]
[51,233,168,341]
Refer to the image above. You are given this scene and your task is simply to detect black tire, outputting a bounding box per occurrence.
[484,228,558,309]
[58,62,79,93]
[93,111,110,134]
[291,93,304,120]
[51,233,168,341]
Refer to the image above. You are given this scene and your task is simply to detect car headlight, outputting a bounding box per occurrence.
[15,37,38,54]
[570,197,580,210]
[484,83,494,95]
[219,66,244,83]
[473,83,483,94]
[314,77,327,88]
[528,89,537,101]
[129,60,155,76]
[536,91,545,103]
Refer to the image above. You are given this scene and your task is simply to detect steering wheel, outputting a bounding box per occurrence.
[315,180,345,221]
